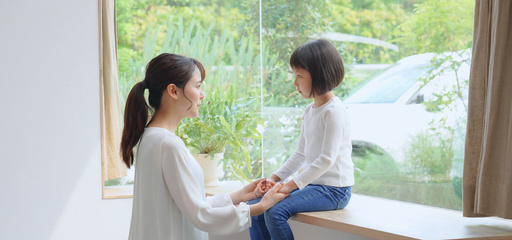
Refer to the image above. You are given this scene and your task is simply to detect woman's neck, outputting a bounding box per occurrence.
[147,110,181,134]
[313,91,335,108]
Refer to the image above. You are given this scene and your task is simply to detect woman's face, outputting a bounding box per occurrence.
[181,67,205,118]
[292,67,313,99]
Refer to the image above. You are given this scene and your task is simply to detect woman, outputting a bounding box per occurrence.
[121,53,287,240]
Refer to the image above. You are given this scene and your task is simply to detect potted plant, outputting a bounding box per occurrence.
[176,84,265,185]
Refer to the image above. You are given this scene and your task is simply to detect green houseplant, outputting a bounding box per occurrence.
[176,84,265,183]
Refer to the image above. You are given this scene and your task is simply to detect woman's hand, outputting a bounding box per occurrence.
[253,178,277,198]
[234,178,266,203]
[262,183,288,206]
[250,183,289,216]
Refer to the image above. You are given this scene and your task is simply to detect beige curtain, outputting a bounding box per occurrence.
[463,0,512,219]
[100,0,127,181]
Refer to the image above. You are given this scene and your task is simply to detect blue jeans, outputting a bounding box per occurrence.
[248,185,351,240]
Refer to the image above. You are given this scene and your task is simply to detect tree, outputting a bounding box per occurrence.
[393,0,473,56]
[327,0,409,64]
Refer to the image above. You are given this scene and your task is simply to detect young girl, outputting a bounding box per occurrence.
[121,53,288,240]
[249,39,354,240]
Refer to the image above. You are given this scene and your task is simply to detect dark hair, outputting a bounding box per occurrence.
[289,39,345,97]
[120,53,205,167]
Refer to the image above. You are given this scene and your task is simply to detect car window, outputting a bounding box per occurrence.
[345,61,430,104]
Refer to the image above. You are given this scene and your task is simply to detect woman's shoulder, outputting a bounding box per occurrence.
[143,127,185,149]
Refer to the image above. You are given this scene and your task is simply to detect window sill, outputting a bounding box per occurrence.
[105,181,512,240]
[291,194,512,240]
[102,180,244,199]
[103,185,133,199]
[208,181,512,240]
[205,180,248,196]
[101,180,243,199]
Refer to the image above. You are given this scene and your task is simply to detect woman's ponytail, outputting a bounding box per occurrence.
[120,81,150,167]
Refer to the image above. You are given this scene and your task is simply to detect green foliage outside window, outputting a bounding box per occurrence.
[115,0,474,211]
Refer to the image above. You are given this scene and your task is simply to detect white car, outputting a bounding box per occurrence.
[344,51,470,164]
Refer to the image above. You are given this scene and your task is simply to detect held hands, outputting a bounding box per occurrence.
[266,174,297,194]
[248,182,289,216]
[236,177,293,205]
[238,178,267,203]
[277,180,298,194]
[253,178,277,198]
[238,178,277,202]
[258,183,288,212]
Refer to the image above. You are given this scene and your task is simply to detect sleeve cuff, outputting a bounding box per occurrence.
[292,177,306,190]
[238,202,251,228]
[273,171,290,183]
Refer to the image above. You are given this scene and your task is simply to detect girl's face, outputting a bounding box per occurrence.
[181,67,205,118]
[292,67,313,99]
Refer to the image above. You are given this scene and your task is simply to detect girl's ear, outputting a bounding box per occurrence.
[166,84,179,99]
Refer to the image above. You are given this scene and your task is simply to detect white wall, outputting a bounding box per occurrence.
[0,1,132,239]
[0,1,372,239]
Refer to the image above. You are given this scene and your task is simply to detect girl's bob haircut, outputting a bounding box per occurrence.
[290,39,345,97]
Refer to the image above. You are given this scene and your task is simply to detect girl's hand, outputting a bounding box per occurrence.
[254,178,277,198]
[238,178,266,203]
[268,174,281,183]
[265,179,277,191]
[259,183,289,210]
[278,180,298,194]
[249,183,289,216]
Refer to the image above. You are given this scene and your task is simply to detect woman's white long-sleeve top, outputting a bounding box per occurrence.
[128,127,250,240]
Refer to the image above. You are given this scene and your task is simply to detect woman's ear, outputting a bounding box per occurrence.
[166,84,179,99]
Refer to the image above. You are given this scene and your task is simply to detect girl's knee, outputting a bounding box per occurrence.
[264,206,291,222]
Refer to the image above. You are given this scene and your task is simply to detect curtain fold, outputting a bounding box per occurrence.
[100,0,127,181]
[463,0,512,219]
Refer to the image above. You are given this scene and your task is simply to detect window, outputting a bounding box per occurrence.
[107,0,474,211]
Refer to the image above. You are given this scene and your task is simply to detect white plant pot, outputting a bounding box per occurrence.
[194,153,224,187]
